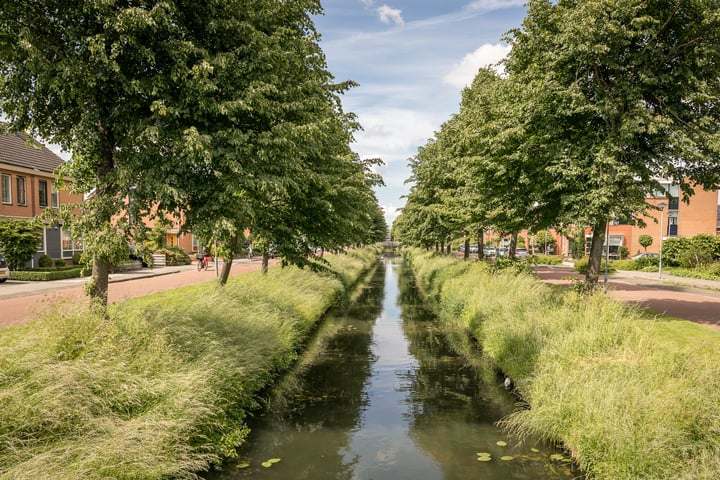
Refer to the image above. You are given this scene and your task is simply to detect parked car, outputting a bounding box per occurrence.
[469,244,479,253]
[515,248,529,258]
[0,254,8,283]
[483,247,497,257]
[497,247,509,257]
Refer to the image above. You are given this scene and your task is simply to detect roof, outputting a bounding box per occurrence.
[0,129,65,174]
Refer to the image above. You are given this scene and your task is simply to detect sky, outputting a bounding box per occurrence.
[311,0,528,227]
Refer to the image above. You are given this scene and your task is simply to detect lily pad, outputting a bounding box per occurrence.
[477,456,492,462]
[236,462,250,469]
[531,448,540,453]
[268,458,282,464]
[261,461,272,468]
[550,453,565,461]
[496,441,508,447]
[500,456,514,461]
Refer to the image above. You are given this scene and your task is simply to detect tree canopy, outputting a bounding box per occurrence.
[394,0,720,284]
[0,0,385,301]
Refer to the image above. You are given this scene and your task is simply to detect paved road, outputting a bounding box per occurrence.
[534,265,720,329]
[0,259,266,330]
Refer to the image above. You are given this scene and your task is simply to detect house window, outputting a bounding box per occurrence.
[39,180,48,207]
[51,183,59,208]
[61,229,83,252]
[1,174,10,204]
[16,176,26,205]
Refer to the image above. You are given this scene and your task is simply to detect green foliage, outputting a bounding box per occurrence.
[10,268,83,281]
[38,254,53,268]
[574,257,615,275]
[71,253,83,266]
[54,258,66,267]
[638,234,653,251]
[0,219,43,270]
[531,254,563,266]
[405,248,720,480]
[0,248,376,479]
[153,247,191,267]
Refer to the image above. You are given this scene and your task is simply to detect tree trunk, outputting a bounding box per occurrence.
[464,237,470,260]
[262,252,269,274]
[477,229,485,260]
[218,255,233,286]
[91,256,110,307]
[585,219,607,285]
[509,234,518,259]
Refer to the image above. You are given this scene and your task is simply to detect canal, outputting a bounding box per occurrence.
[204,259,574,479]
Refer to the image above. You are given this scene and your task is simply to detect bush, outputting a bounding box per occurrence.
[154,247,191,266]
[574,257,615,275]
[54,258,66,267]
[10,268,83,281]
[71,252,84,266]
[38,254,53,268]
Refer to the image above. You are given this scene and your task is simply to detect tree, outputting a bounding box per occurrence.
[504,0,720,285]
[0,219,42,270]
[0,0,366,302]
[638,234,653,253]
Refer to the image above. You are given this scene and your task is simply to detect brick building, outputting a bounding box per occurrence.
[0,129,84,266]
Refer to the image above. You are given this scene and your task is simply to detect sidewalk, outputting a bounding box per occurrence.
[0,258,265,329]
[0,259,250,300]
[535,264,720,328]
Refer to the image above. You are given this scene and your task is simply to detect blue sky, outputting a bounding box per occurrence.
[312,0,527,226]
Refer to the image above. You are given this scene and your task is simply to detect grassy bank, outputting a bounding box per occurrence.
[0,247,379,480]
[405,248,720,480]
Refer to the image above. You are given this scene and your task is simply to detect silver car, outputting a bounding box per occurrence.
[0,254,8,283]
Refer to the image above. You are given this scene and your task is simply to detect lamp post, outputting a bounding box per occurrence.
[657,202,667,279]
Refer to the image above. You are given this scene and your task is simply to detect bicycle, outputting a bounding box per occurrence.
[197,254,210,271]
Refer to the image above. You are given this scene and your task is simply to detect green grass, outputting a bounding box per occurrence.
[405,247,720,480]
[0,247,379,480]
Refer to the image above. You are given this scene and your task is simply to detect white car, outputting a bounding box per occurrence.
[0,254,8,283]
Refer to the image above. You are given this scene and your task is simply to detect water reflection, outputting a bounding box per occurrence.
[203,259,573,480]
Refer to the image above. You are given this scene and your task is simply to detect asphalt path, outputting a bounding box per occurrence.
[534,265,720,329]
[0,259,266,330]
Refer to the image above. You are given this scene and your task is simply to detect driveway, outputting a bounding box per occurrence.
[0,259,266,330]
[534,265,720,329]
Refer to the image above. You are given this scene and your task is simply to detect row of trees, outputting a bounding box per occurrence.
[393,0,720,284]
[0,0,386,305]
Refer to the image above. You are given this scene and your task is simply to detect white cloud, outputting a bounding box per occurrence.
[442,43,511,88]
[377,5,404,27]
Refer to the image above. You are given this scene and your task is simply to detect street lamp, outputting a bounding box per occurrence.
[657,202,667,279]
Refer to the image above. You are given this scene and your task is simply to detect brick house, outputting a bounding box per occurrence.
[0,129,84,266]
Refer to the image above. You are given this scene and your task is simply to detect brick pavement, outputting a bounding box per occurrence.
[0,260,265,330]
[534,265,720,329]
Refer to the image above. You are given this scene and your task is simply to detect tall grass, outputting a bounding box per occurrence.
[405,247,720,480]
[0,247,379,480]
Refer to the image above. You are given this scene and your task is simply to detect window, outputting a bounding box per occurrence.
[50,183,59,208]
[16,176,26,205]
[39,180,48,207]
[1,174,10,204]
[62,229,83,252]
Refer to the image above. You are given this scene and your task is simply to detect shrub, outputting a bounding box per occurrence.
[38,254,53,268]
[54,258,66,267]
[71,252,84,266]
[10,268,82,281]
[574,257,615,275]
[154,247,191,266]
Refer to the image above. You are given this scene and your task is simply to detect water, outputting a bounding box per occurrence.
[204,259,574,479]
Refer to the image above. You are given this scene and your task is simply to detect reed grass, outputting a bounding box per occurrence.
[405,247,720,480]
[0,247,378,480]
